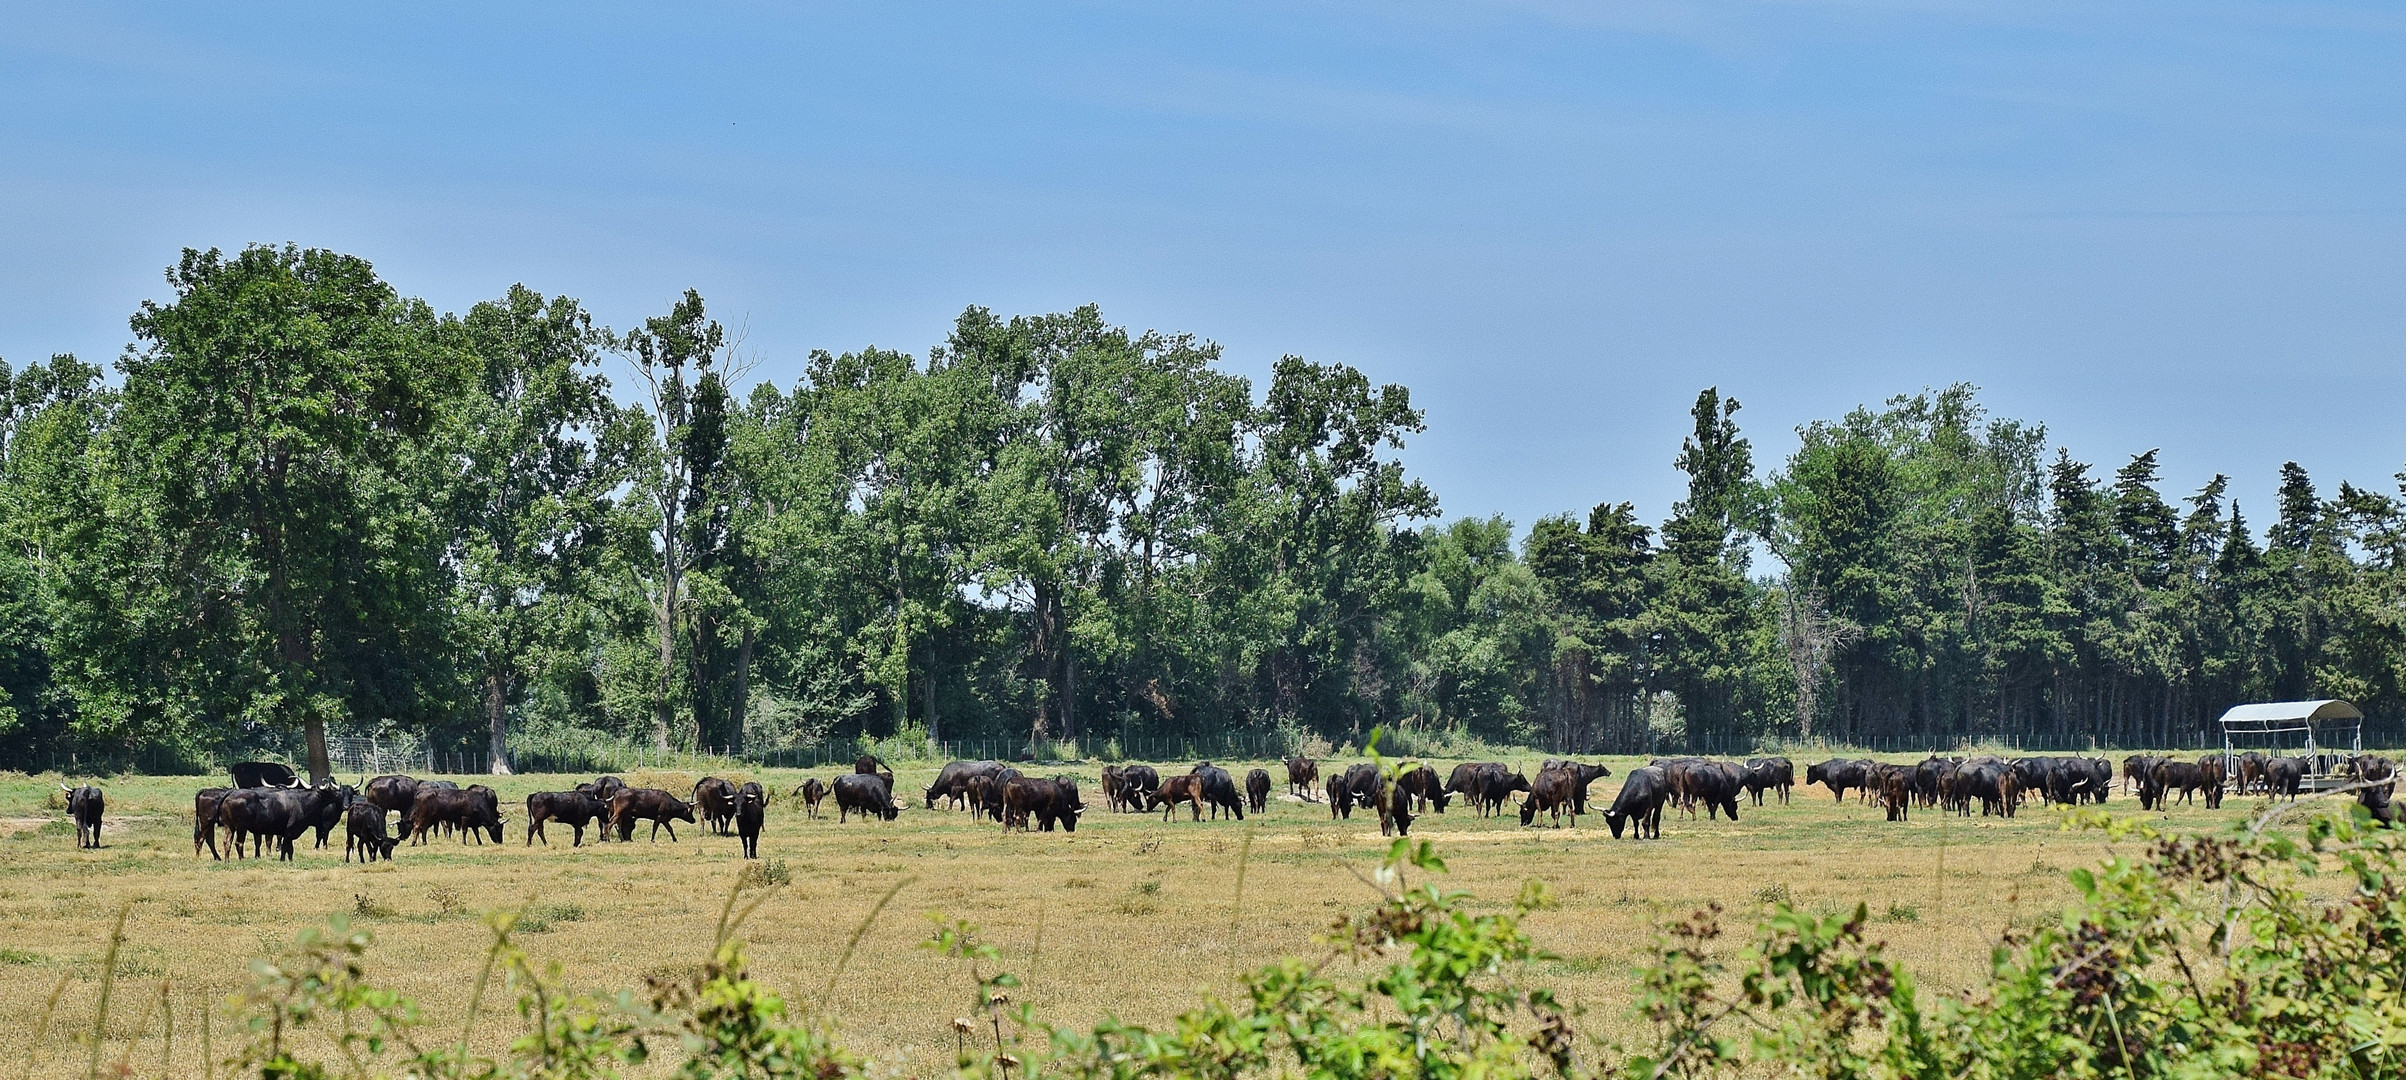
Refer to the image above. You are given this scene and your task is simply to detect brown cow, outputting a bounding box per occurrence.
[1519,767,1579,828]
[194,787,230,858]
[793,777,829,818]
[1396,764,1452,813]
[1877,765,1911,822]
[1375,777,1414,837]
[1285,756,1320,800]
[1154,775,1204,821]
[693,777,739,835]
[410,785,504,845]
[1002,777,1084,832]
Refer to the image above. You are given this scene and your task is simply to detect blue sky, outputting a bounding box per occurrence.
[5,2,2403,535]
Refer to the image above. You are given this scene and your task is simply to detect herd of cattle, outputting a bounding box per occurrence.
[44,747,2404,859]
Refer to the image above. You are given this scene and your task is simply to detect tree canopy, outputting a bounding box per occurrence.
[5,245,2403,772]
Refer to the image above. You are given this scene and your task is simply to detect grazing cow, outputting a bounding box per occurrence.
[611,788,698,839]
[1680,761,1742,821]
[2122,755,2160,796]
[1876,765,1911,822]
[1541,760,1612,814]
[735,782,767,858]
[194,787,230,858]
[1605,767,1670,839]
[831,774,900,823]
[526,790,610,846]
[573,776,627,839]
[1113,765,1160,812]
[62,784,103,849]
[1193,764,1246,820]
[305,784,357,849]
[2080,758,2113,804]
[1805,759,1873,803]
[2196,756,2227,809]
[1154,775,1205,821]
[1477,768,1533,817]
[1742,758,1794,807]
[345,801,397,863]
[1955,761,2020,817]
[221,783,347,860]
[366,775,428,839]
[2261,756,2305,801]
[1445,762,1509,816]
[1325,774,1354,819]
[1286,756,1320,800]
[965,775,1004,821]
[1375,777,1414,837]
[794,777,829,818]
[1396,764,1453,813]
[2144,760,2204,810]
[410,785,505,845]
[929,761,1004,810]
[1520,767,1579,828]
[1245,768,1272,813]
[693,777,739,835]
[1099,766,1127,812]
[231,761,300,789]
[1002,777,1085,833]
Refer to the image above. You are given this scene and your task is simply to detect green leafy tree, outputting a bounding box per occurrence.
[445,286,635,772]
[114,246,466,778]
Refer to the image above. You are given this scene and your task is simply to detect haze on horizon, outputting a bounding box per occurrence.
[4,1,2402,534]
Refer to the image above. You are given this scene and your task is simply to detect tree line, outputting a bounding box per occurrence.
[1,244,2399,777]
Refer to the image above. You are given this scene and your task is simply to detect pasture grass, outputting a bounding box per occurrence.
[0,754,2332,1077]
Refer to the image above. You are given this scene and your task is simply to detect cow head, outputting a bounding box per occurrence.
[1605,810,1627,839]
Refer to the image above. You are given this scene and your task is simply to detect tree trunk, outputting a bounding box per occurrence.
[731,626,753,754]
[303,715,331,785]
[655,551,677,753]
[924,656,939,744]
[486,671,513,775]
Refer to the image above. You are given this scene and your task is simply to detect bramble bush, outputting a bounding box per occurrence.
[205,796,2406,1079]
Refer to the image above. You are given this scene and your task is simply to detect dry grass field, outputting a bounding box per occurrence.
[0,754,2317,1077]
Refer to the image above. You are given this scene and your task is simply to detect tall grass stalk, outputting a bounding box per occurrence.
[25,970,71,1080]
[1227,825,1255,981]
[823,876,913,1007]
[110,979,162,1080]
[453,910,510,1072]
[87,902,131,1080]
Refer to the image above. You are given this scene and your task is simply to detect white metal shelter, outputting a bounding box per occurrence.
[2217,699,2363,788]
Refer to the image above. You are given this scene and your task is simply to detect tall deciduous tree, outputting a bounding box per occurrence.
[447,286,634,773]
[117,246,465,780]
[615,290,728,752]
